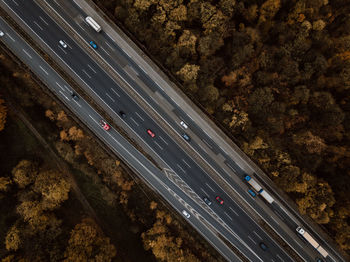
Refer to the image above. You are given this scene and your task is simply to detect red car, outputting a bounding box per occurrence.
[147,129,155,138]
[100,120,110,131]
[216,196,224,205]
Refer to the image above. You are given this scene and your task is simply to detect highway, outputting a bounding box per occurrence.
[0,16,245,262]
[0,0,347,261]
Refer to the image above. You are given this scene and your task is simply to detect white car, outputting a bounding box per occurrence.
[182,210,190,218]
[0,31,4,37]
[180,121,188,129]
[59,40,67,48]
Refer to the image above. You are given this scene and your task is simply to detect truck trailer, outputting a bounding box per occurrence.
[244,175,263,192]
[296,227,329,258]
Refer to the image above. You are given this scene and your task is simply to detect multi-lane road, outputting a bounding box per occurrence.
[0,0,347,261]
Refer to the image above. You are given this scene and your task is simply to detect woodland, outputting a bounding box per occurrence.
[1,0,350,260]
[93,0,350,254]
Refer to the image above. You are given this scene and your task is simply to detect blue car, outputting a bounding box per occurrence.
[248,189,256,197]
[89,41,97,49]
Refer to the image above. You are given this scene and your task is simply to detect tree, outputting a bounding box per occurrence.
[33,169,70,210]
[258,0,281,23]
[293,131,327,154]
[0,96,7,131]
[64,218,116,262]
[11,160,38,188]
[176,63,200,83]
[5,225,21,251]
[0,176,12,192]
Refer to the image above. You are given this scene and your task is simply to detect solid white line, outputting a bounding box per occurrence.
[135,111,144,121]
[270,215,280,225]
[154,141,164,150]
[5,32,15,42]
[39,16,49,25]
[11,0,19,6]
[87,64,97,73]
[253,231,262,240]
[224,212,232,221]
[229,207,239,216]
[105,41,115,51]
[88,114,95,121]
[248,236,257,245]
[100,46,110,56]
[82,69,91,78]
[176,164,186,174]
[33,21,43,30]
[105,93,115,102]
[59,90,69,101]
[182,159,191,168]
[22,49,32,58]
[159,136,168,145]
[110,88,120,97]
[55,82,64,91]
[129,117,139,126]
[39,65,49,75]
[205,182,215,192]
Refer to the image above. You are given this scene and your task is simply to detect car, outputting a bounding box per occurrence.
[147,129,155,138]
[315,259,323,262]
[59,40,67,48]
[203,197,212,206]
[89,40,97,49]
[119,111,126,118]
[182,133,191,141]
[0,31,4,37]
[216,196,224,205]
[180,121,188,129]
[259,242,268,251]
[248,189,257,197]
[182,210,190,218]
[100,120,110,130]
[70,91,79,101]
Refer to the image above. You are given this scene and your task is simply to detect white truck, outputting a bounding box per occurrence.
[296,227,329,258]
[259,190,274,204]
[244,175,262,192]
[85,16,102,32]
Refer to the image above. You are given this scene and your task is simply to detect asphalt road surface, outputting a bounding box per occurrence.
[0,0,346,261]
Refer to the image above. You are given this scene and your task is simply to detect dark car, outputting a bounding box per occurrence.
[259,242,268,251]
[71,92,79,101]
[315,258,323,262]
[203,197,212,206]
[182,133,191,141]
[119,111,126,118]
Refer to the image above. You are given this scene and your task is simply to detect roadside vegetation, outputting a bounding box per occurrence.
[94,0,350,255]
[0,43,222,261]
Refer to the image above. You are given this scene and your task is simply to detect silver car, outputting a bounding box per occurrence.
[180,121,188,129]
[59,40,67,48]
[182,210,190,218]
